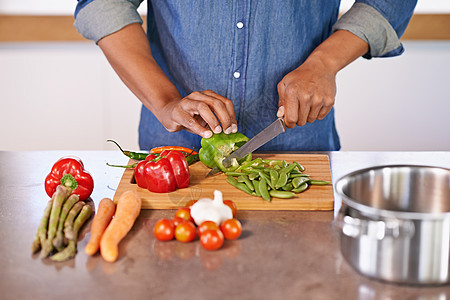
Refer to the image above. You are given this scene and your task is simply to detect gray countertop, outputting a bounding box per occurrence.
[1,151,449,300]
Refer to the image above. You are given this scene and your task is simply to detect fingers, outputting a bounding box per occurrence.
[277,71,335,128]
[202,90,238,134]
[166,90,237,138]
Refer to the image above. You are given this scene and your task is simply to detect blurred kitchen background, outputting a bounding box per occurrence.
[1,0,449,151]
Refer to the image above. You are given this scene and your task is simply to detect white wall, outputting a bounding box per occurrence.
[1,41,449,151]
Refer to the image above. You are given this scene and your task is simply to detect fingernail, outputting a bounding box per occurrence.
[224,127,232,134]
[214,126,222,134]
[277,106,285,118]
[204,131,213,138]
[231,124,238,133]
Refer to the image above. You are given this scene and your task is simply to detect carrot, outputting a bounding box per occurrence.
[100,190,142,262]
[84,198,116,256]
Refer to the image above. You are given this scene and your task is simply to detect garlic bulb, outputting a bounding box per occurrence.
[190,190,233,226]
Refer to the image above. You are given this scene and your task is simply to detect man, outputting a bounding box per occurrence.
[74,1,417,151]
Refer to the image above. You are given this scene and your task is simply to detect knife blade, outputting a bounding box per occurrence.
[205,118,286,177]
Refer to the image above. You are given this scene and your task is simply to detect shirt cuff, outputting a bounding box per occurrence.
[74,0,143,44]
[333,2,403,59]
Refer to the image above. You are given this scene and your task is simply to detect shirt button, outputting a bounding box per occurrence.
[236,22,244,29]
[233,71,241,79]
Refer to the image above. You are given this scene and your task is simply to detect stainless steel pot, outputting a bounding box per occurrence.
[335,165,450,285]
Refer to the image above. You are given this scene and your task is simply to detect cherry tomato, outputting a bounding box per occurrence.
[175,220,197,243]
[172,216,185,227]
[220,219,242,240]
[223,200,237,217]
[153,218,175,241]
[198,220,219,236]
[175,207,194,222]
[185,200,198,207]
[200,229,224,251]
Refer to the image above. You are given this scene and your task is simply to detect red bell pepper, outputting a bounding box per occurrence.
[134,151,190,193]
[45,156,94,201]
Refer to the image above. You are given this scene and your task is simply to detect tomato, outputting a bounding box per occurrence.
[223,200,237,217]
[200,229,224,251]
[220,219,242,240]
[172,216,185,227]
[175,220,197,243]
[198,220,219,236]
[175,207,194,222]
[153,218,175,241]
[185,200,198,207]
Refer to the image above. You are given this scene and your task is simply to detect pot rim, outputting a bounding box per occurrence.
[335,164,450,220]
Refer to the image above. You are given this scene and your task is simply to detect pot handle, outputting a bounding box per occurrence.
[335,214,415,240]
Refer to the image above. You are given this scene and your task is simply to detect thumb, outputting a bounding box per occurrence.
[276,105,285,118]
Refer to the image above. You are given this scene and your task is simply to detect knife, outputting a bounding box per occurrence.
[205,118,286,177]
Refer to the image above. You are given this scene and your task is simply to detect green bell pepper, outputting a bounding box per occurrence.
[199,132,252,172]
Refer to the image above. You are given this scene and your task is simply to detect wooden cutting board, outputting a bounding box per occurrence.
[113,154,334,211]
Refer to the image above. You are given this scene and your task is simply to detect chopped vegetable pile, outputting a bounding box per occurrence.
[223,157,330,202]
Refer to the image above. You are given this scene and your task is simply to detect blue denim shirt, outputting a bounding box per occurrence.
[74,0,416,151]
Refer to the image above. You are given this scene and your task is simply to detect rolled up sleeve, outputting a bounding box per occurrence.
[333,1,417,59]
[74,0,143,44]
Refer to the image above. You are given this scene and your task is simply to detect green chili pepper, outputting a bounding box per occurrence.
[292,182,309,193]
[107,139,149,160]
[269,190,296,199]
[199,132,252,172]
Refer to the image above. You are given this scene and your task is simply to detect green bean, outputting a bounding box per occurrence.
[290,173,310,178]
[280,163,297,174]
[258,171,274,189]
[263,159,283,166]
[241,174,255,191]
[309,180,331,185]
[276,171,288,189]
[270,169,279,187]
[281,183,294,191]
[294,161,305,172]
[226,176,253,195]
[292,176,310,188]
[225,171,245,177]
[259,177,271,202]
[248,172,259,180]
[253,179,261,197]
[269,190,296,199]
[292,182,309,193]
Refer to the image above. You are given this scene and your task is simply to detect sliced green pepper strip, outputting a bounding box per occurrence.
[225,171,245,177]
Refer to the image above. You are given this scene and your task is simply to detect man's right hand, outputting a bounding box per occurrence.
[158,90,238,139]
